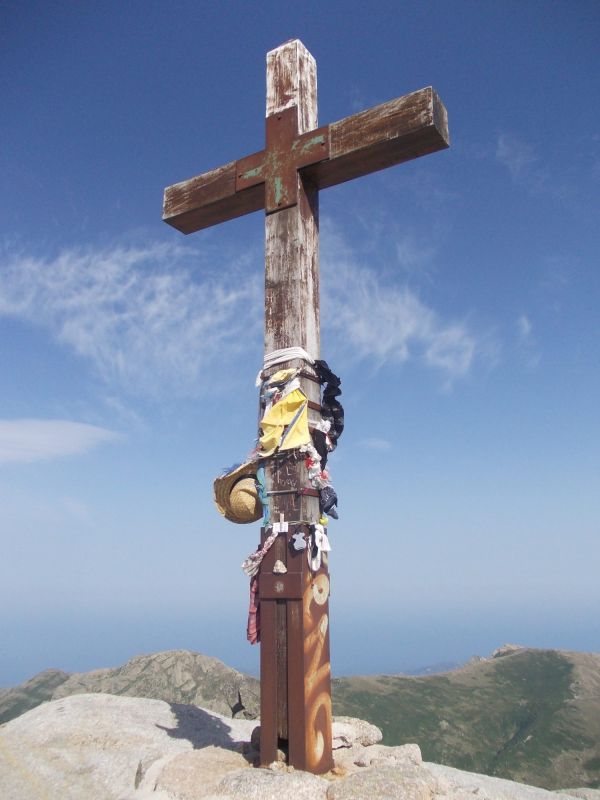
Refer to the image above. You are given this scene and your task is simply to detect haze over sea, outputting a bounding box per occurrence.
[1,2,599,687]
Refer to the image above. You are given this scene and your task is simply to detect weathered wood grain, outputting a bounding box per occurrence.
[264,39,320,368]
[163,161,263,234]
[311,87,448,190]
[267,39,318,129]
[163,84,448,234]
[262,39,332,774]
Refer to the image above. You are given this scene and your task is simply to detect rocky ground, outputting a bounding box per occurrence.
[1,693,599,800]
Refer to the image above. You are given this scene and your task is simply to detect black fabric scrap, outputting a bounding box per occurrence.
[313,359,344,448]
[311,428,329,468]
[319,485,339,519]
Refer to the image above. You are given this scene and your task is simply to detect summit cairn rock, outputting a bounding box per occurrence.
[0,693,255,800]
[152,747,250,799]
[352,743,422,769]
[332,716,383,748]
[326,763,439,800]
[217,768,329,800]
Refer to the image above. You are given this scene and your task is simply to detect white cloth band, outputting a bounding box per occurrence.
[255,347,315,386]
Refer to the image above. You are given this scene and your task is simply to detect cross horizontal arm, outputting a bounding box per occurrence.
[163,86,449,234]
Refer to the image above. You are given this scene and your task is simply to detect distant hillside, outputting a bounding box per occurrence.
[332,645,600,790]
[406,660,463,676]
[0,650,259,726]
[0,668,70,725]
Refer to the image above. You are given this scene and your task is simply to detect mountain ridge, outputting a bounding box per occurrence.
[0,649,260,726]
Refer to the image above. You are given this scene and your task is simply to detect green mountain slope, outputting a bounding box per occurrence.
[332,646,600,790]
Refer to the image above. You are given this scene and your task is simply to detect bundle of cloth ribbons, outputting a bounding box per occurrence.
[212,347,344,644]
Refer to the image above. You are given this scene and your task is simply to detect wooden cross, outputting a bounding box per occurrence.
[163,39,449,774]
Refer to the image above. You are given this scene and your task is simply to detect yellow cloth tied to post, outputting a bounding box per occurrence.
[259,387,310,456]
[268,368,298,384]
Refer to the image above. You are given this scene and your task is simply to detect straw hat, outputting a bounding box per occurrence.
[214,461,262,524]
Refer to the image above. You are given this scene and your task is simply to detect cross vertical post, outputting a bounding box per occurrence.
[259,40,332,773]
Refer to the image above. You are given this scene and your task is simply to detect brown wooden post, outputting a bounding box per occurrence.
[258,40,332,773]
[162,37,450,776]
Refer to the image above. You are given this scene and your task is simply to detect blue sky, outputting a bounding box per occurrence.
[1,1,599,687]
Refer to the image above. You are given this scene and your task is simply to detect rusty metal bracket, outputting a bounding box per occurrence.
[264,107,329,213]
[267,487,319,498]
[299,370,321,383]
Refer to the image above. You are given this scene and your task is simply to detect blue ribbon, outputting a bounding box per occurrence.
[256,465,270,526]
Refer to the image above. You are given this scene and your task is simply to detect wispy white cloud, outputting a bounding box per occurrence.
[396,233,437,279]
[102,395,147,431]
[322,227,476,381]
[1,228,479,400]
[0,419,119,464]
[495,133,570,201]
[348,84,368,114]
[0,240,261,397]
[515,313,540,369]
[357,437,392,451]
[517,314,532,339]
[496,134,537,179]
[540,256,571,300]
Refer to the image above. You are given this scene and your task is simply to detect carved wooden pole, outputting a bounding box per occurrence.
[258,40,332,773]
